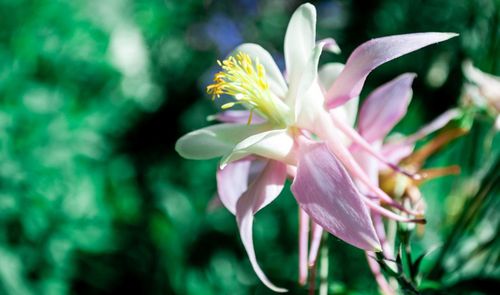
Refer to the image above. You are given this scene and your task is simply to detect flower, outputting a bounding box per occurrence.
[348,73,418,295]
[350,75,465,294]
[175,3,457,292]
[461,61,500,130]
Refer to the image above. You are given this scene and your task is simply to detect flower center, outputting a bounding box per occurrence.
[207,52,289,126]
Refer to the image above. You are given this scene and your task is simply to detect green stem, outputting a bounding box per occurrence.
[428,157,500,280]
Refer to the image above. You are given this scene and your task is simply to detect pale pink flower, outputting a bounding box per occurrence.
[351,75,463,294]
[461,61,500,129]
[176,3,456,292]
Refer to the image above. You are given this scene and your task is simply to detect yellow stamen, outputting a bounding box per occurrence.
[247,109,254,125]
[221,102,236,109]
[207,51,289,126]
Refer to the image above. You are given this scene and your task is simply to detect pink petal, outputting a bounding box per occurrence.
[216,159,252,215]
[313,112,420,216]
[380,141,415,164]
[358,73,416,143]
[381,108,462,163]
[291,140,381,251]
[298,208,309,285]
[308,221,323,267]
[332,114,416,178]
[236,160,287,292]
[362,194,425,223]
[398,108,462,144]
[350,141,423,224]
[325,32,458,108]
[372,213,393,260]
[351,143,382,190]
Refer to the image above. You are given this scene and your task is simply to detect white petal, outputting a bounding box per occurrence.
[317,38,341,54]
[319,63,359,127]
[330,97,359,130]
[463,60,500,102]
[318,62,345,92]
[175,123,269,160]
[284,3,316,108]
[294,44,334,128]
[236,43,288,99]
[284,3,316,84]
[220,129,295,167]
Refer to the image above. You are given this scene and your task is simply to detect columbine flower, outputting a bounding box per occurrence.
[461,61,500,130]
[176,3,456,292]
[350,75,465,294]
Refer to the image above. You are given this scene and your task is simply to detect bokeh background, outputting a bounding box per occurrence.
[0,0,498,294]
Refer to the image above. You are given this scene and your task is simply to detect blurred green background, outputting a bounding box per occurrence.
[0,0,498,294]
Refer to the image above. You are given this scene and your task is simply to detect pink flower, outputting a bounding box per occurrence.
[176,3,456,292]
[351,74,463,294]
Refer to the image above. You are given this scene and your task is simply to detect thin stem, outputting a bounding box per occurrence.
[308,256,317,295]
[428,157,500,279]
